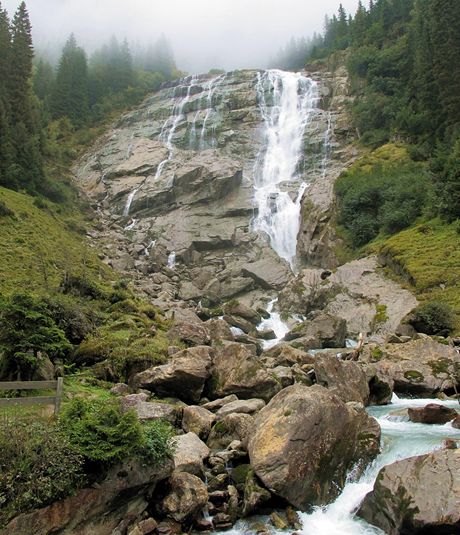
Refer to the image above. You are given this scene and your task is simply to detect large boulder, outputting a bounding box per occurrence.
[208,342,281,402]
[167,319,211,346]
[3,459,173,535]
[360,338,460,396]
[247,384,380,510]
[160,472,208,524]
[173,432,210,476]
[407,403,458,425]
[216,398,266,418]
[133,346,213,403]
[358,448,460,535]
[284,313,347,350]
[314,354,370,404]
[182,405,216,439]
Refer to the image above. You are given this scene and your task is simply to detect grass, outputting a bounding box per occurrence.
[377,219,460,333]
[0,187,112,296]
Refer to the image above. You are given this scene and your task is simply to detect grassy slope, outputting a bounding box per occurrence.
[378,219,460,332]
[0,187,111,295]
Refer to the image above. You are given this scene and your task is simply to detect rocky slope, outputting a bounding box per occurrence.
[75,66,356,312]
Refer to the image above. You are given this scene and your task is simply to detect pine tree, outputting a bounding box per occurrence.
[52,34,89,128]
[9,1,43,191]
[0,2,12,186]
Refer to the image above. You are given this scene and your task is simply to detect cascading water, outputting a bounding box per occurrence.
[219,394,460,535]
[253,70,319,269]
[199,73,226,149]
[123,75,198,217]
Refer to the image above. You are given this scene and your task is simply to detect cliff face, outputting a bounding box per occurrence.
[75,66,355,310]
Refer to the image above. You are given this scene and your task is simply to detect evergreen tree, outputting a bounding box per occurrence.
[0,3,12,186]
[52,34,89,128]
[8,1,43,191]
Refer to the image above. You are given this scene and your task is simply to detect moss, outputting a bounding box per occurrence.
[230,463,251,486]
[372,304,389,327]
[211,421,228,435]
[403,370,424,382]
[370,347,384,361]
[427,358,451,377]
[378,219,460,333]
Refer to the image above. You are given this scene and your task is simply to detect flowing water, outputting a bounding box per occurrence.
[217,394,459,535]
[257,298,290,350]
[253,70,320,268]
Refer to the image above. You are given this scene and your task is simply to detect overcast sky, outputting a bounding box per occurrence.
[3,0,364,72]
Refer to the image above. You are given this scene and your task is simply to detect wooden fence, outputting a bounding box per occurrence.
[0,378,64,415]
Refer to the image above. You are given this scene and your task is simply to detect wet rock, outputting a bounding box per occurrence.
[453,415,460,429]
[270,512,288,530]
[182,406,216,439]
[407,403,458,424]
[209,342,281,402]
[173,432,210,476]
[358,449,460,535]
[314,354,370,404]
[242,469,271,516]
[248,384,380,510]
[134,346,213,403]
[161,472,208,524]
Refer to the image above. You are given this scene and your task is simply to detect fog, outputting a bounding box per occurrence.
[3,0,363,72]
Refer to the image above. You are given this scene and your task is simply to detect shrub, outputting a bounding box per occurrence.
[60,397,143,466]
[409,301,456,336]
[0,414,84,527]
[140,420,175,466]
[0,200,14,217]
[334,146,431,247]
[0,293,72,380]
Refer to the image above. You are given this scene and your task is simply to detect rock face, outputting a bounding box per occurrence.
[173,432,210,476]
[279,257,418,342]
[284,313,347,350]
[133,346,213,403]
[247,384,380,509]
[2,459,173,535]
[358,449,460,535]
[360,338,460,396]
[407,403,458,424]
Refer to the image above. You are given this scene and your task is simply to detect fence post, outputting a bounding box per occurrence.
[54,377,63,416]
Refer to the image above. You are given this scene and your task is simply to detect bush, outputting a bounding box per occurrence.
[60,397,143,466]
[140,420,176,466]
[0,200,14,217]
[335,146,431,247]
[0,293,72,380]
[409,301,456,336]
[0,414,84,527]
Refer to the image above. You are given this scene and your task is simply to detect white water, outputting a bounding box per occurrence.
[253,70,319,268]
[123,76,197,217]
[219,395,459,535]
[199,74,226,149]
[257,298,290,350]
[167,251,176,269]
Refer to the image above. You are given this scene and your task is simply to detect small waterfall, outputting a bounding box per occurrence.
[253,70,319,269]
[257,298,290,350]
[321,111,333,178]
[123,76,197,217]
[167,251,176,269]
[199,73,226,149]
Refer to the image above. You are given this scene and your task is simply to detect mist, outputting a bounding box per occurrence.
[3,0,363,73]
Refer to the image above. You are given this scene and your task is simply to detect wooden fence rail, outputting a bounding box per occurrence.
[0,378,64,415]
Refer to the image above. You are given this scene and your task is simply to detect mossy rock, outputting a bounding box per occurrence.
[403,370,424,382]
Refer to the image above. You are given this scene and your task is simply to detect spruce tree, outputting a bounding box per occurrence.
[0,3,12,186]
[52,34,89,128]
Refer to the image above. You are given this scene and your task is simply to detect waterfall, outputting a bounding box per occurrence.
[123,75,197,217]
[167,251,176,269]
[199,73,226,149]
[253,70,319,268]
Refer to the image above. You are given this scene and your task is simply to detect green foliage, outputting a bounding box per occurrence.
[335,145,431,247]
[409,301,455,336]
[379,219,460,333]
[0,413,84,527]
[0,293,72,380]
[140,420,175,466]
[0,199,13,217]
[373,304,388,326]
[60,397,143,465]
